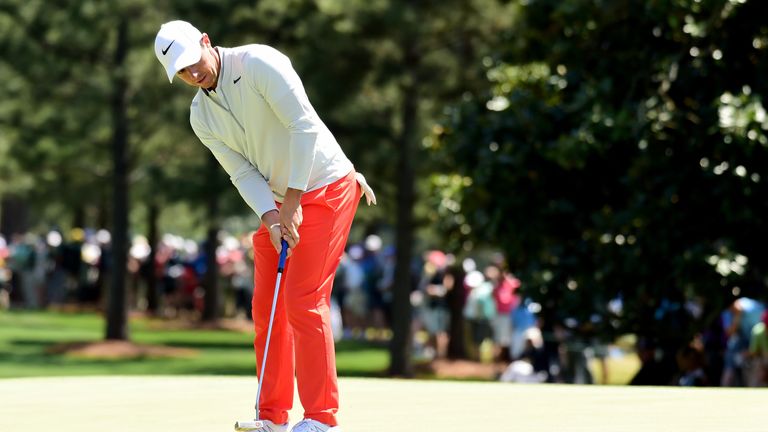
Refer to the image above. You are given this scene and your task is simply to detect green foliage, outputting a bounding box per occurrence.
[0,0,517,234]
[14,0,761,348]
[433,0,768,339]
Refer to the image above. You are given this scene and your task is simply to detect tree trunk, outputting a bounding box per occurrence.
[446,265,468,359]
[201,153,220,322]
[145,202,160,314]
[389,41,419,377]
[106,18,129,341]
[73,205,85,229]
[0,195,29,238]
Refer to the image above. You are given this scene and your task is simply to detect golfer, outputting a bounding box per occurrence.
[154,20,375,432]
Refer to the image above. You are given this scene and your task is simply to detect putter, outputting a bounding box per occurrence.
[235,239,289,431]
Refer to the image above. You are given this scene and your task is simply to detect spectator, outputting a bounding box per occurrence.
[630,337,672,386]
[676,340,709,387]
[721,296,765,386]
[700,311,726,386]
[376,246,396,330]
[487,264,519,363]
[45,230,67,305]
[0,234,9,309]
[417,250,450,358]
[361,235,386,334]
[61,229,84,303]
[8,233,39,308]
[510,296,538,360]
[232,259,254,320]
[748,310,768,386]
[500,328,548,383]
[462,270,495,361]
[340,247,366,337]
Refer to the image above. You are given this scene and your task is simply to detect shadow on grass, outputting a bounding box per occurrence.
[0,351,385,378]
[2,338,387,378]
[150,340,250,350]
[335,340,389,352]
[9,338,252,351]
[179,366,386,377]
[9,338,385,354]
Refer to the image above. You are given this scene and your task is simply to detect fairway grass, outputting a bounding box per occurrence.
[0,310,387,378]
[1,376,766,432]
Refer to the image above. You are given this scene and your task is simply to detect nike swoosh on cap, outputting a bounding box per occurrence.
[162,40,175,55]
[234,76,241,84]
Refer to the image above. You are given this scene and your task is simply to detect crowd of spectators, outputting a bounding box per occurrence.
[0,228,254,318]
[2,229,767,387]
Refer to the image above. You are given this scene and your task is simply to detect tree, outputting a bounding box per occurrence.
[0,0,229,330]
[433,0,768,361]
[106,16,129,340]
[0,1,115,230]
[354,0,517,372]
[174,0,517,368]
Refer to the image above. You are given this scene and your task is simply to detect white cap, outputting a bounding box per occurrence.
[154,20,203,82]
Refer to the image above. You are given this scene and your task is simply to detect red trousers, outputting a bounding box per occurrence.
[251,171,360,426]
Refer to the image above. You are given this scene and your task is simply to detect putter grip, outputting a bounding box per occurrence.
[278,239,289,273]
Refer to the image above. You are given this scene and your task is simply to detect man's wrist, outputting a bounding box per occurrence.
[284,188,303,204]
[261,209,280,226]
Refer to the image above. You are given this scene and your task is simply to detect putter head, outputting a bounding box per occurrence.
[234,420,265,431]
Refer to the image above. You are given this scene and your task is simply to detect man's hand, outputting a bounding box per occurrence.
[279,188,303,249]
[261,209,291,257]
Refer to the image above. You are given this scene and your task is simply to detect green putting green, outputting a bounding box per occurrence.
[0,376,765,432]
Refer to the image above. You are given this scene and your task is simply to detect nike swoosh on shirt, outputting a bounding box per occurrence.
[233,76,241,84]
[162,40,174,55]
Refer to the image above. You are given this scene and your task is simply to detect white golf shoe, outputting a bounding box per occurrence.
[234,419,288,432]
[289,419,340,432]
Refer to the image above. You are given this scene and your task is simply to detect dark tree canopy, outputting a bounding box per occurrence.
[433,0,768,341]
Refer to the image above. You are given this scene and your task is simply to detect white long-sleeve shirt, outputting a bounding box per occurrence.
[189,44,354,218]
